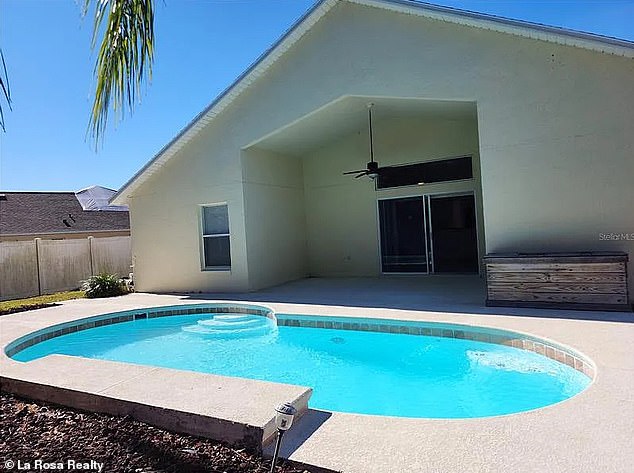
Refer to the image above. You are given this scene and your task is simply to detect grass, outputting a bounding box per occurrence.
[0,291,85,316]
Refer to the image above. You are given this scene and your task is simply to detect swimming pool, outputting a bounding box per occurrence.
[9,305,591,418]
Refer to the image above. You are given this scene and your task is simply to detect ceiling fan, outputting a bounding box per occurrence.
[343,103,383,180]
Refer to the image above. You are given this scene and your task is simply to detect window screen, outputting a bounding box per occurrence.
[201,204,231,269]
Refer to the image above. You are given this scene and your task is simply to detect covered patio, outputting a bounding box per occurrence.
[189,276,632,323]
[239,95,485,292]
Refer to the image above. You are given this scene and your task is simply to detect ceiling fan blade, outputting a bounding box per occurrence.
[354,172,368,179]
[343,170,367,175]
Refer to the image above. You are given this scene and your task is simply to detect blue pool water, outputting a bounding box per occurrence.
[13,312,590,418]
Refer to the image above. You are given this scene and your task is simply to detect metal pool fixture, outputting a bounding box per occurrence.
[269,402,297,473]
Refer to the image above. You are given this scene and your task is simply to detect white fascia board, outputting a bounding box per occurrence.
[353,0,634,58]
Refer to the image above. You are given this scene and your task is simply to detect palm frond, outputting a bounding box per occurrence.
[0,48,12,132]
[85,0,154,144]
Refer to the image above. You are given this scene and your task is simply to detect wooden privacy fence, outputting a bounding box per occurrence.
[0,236,131,301]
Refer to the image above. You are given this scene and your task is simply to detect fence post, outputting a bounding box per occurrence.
[88,236,95,276]
[34,238,42,296]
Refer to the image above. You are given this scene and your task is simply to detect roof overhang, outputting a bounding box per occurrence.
[111,0,634,205]
[358,0,634,57]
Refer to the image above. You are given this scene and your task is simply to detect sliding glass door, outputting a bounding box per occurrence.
[378,197,429,273]
[428,194,479,273]
[378,194,478,274]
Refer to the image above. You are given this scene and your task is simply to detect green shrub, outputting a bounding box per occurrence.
[81,273,128,299]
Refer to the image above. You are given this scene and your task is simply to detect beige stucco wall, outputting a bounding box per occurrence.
[242,149,308,289]
[127,122,250,293]
[302,116,482,277]
[126,1,634,295]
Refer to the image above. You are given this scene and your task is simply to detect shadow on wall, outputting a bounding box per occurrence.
[172,276,633,324]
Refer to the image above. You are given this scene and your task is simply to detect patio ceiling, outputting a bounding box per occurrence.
[245,95,477,156]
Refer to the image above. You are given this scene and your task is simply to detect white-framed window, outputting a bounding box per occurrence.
[201,203,231,270]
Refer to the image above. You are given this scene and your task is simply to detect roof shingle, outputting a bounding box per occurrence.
[0,192,130,236]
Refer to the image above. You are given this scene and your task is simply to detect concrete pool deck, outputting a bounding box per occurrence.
[1,277,633,472]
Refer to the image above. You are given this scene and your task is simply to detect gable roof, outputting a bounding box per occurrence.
[111,0,634,205]
[0,191,130,236]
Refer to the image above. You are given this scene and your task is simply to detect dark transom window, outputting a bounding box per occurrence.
[377,156,473,190]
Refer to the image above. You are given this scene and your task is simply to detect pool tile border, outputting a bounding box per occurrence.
[276,315,595,378]
[4,304,272,359]
[5,303,594,379]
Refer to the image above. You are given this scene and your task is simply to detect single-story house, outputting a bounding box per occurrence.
[1,186,129,242]
[111,0,634,297]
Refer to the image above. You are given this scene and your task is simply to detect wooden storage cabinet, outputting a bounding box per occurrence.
[483,252,630,311]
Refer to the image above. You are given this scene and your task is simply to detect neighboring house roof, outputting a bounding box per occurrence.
[75,185,129,211]
[0,190,130,236]
[110,0,634,206]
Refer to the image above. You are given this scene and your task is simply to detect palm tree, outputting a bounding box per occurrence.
[85,0,155,143]
[0,0,155,142]
[0,49,11,132]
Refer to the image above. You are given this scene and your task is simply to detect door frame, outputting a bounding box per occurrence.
[376,190,481,275]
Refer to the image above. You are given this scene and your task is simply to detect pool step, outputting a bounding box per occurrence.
[214,314,257,323]
[197,317,265,330]
[182,314,276,338]
[182,324,274,338]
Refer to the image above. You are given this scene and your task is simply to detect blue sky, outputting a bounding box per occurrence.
[1,0,632,191]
